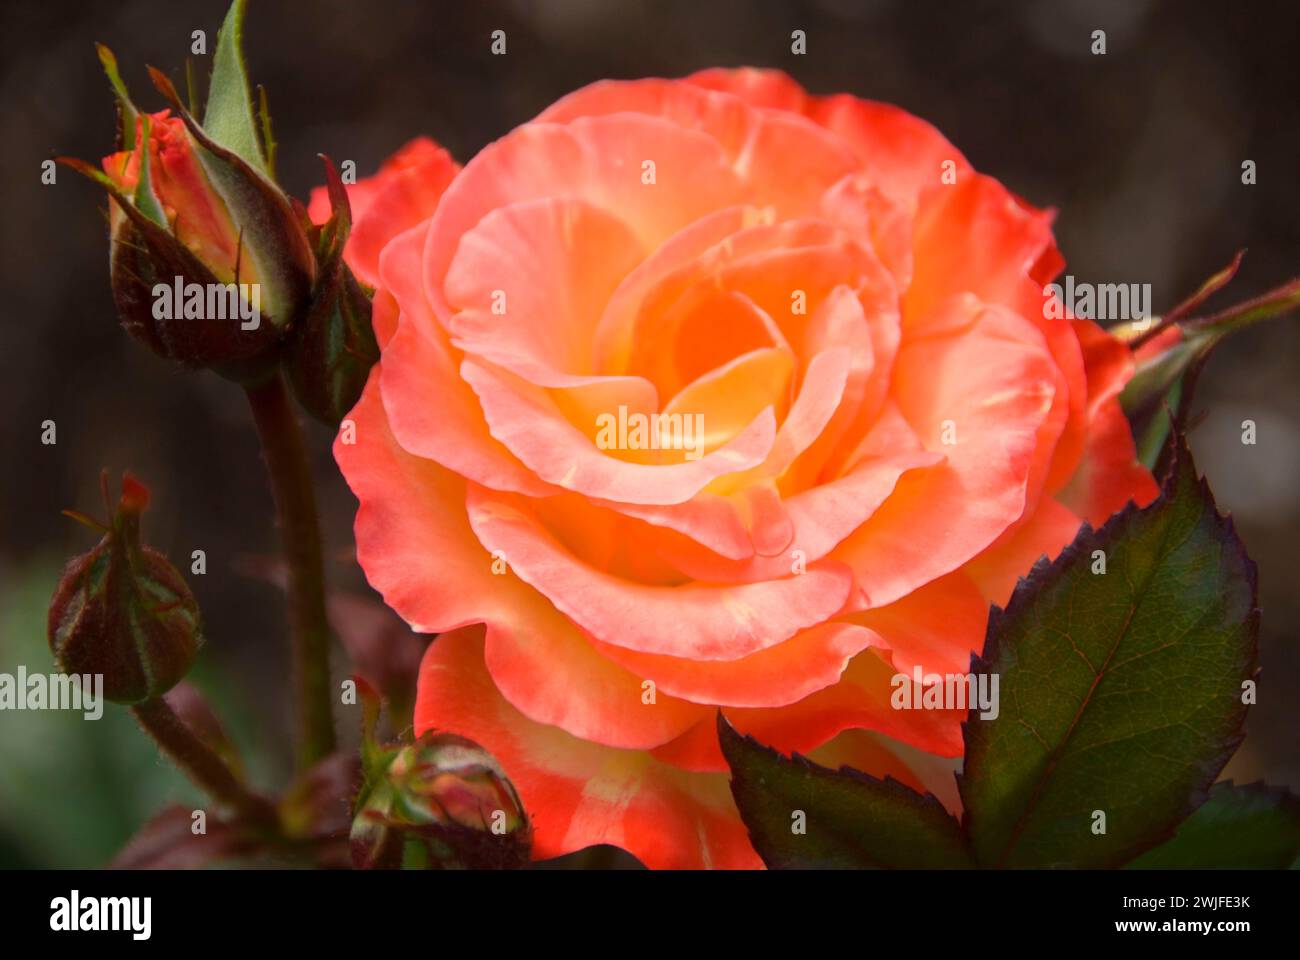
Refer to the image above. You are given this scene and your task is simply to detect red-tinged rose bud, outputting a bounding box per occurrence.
[350,732,531,870]
[1120,252,1300,468]
[59,25,315,381]
[48,473,203,704]
[285,157,378,425]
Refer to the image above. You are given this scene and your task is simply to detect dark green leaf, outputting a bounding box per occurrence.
[285,260,377,426]
[960,435,1258,868]
[1128,781,1300,869]
[718,714,972,868]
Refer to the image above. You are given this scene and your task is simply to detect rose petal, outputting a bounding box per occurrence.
[338,376,705,749]
[483,605,709,750]
[905,174,1058,324]
[308,137,458,287]
[1056,319,1159,522]
[415,624,761,868]
[685,67,811,113]
[590,621,884,708]
[540,76,858,218]
[461,358,778,505]
[336,369,501,634]
[965,496,1085,607]
[445,196,647,387]
[380,320,557,497]
[728,647,966,759]
[465,485,854,660]
[832,296,1059,608]
[423,114,747,329]
[808,94,971,208]
[655,403,944,582]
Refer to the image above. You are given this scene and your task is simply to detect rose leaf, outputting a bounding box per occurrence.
[718,714,973,868]
[1127,781,1300,869]
[960,433,1259,867]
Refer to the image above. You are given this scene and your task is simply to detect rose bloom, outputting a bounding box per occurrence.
[319,69,1157,869]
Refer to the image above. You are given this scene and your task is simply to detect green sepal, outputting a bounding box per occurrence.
[95,43,138,151]
[202,0,269,175]
[285,156,378,426]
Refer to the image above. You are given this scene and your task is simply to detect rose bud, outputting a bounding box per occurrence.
[1118,251,1300,466]
[48,473,203,704]
[350,732,531,870]
[59,31,315,380]
[285,157,378,426]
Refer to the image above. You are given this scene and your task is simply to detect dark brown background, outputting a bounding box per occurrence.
[0,0,1296,865]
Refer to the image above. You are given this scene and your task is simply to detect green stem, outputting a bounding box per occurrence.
[132,697,278,826]
[245,371,336,769]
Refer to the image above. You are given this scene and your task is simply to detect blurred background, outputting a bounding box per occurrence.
[0,0,1296,867]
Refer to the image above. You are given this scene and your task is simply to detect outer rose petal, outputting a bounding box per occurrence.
[336,368,505,635]
[648,572,983,770]
[307,138,447,224]
[729,646,965,759]
[833,297,1059,608]
[377,223,565,496]
[685,67,810,113]
[685,68,972,212]
[905,174,1059,324]
[482,599,708,750]
[807,95,972,209]
[845,570,989,677]
[415,624,761,869]
[338,370,704,749]
[963,496,1084,608]
[381,321,557,497]
[1057,319,1160,522]
[537,77,859,220]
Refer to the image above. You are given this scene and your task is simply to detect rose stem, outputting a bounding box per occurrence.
[245,371,337,769]
[132,697,279,827]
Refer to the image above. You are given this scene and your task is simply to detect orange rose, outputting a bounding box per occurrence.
[328,69,1157,868]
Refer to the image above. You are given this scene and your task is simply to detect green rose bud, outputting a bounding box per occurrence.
[59,5,316,381]
[351,732,531,870]
[47,473,203,704]
[285,157,378,426]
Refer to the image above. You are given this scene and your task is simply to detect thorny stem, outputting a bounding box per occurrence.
[132,696,279,827]
[245,371,337,769]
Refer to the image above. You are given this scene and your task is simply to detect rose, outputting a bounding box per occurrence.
[90,108,315,378]
[327,69,1157,868]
